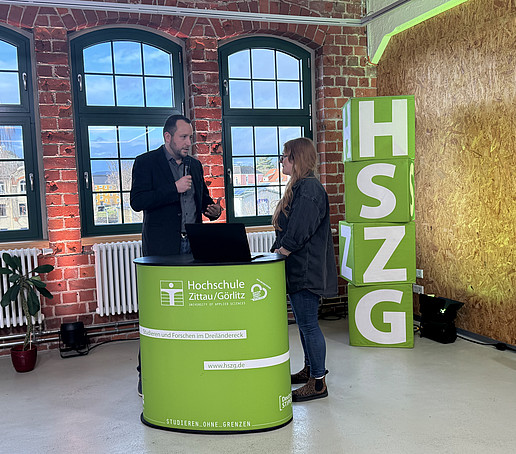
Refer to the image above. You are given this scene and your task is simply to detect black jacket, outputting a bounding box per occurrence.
[130,146,215,256]
[272,173,338,297]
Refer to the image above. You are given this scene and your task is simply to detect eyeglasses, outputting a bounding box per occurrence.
[279,154,289,164]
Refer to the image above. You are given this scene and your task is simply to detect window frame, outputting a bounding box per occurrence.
[219,37,313,226]
[0,26,43,241]
[70,28,185,237]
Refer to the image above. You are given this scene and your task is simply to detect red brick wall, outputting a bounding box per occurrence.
[0,0,376,347]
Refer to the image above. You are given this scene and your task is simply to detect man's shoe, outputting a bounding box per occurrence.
[292,376,328,402]
[291,365,310,384]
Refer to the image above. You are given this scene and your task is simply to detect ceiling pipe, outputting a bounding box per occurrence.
[1,0,413,27]
[361,0,414,25]
[2,0,361,26]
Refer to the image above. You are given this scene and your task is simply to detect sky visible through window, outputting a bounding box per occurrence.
[83,41,174,108]
[228,49,302,110]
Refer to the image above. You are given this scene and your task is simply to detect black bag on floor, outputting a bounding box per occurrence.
[419,295,464,344]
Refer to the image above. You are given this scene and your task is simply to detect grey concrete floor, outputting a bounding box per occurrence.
[1,318,515,454]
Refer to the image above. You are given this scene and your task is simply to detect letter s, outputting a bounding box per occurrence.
[357,163,396,219]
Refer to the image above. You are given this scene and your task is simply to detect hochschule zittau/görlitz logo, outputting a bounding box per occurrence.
[159,278,271,306]
[160,281,185,306]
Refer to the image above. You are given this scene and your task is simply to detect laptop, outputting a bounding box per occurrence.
[185,223,257,263]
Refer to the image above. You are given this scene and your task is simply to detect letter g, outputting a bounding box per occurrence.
[355,289,406,344]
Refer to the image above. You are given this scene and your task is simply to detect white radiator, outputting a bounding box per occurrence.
[0,248,43,329]
[247,231,276,253]
[92,232,274,316]
[93,241,142,316]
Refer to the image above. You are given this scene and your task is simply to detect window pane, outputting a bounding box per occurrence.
[145,77,173,107]
[0,40,18,70]
[0,125,24,158]
[123,193,142,223]
[88,126,117,158]
[232,157,255,186]
[0,196,28,230]
[254,127,278,155]
[234,187,256,217]
[115,76,144,107]
[279,126,303,148]
[85,74,115,106]
[256,156,278,184]
[91,160,120,191]
[231,127,254,156]
[0,163,25,194]
[13,166,26,194]
[257,186,280,215]
[83,42,112,74]
[276,52,300,80]
[148,126,163,150]
[253,81,276,108]
[228,50,250,78]
[278,82,301,109]
[119,126,146,158]
[229,80,251,108]
[221,40,311,225]
[74,32,186,234]
[113,41,142,75]
[94,193,121,225]
[0,73,20,104]
[120,160,134,191]
[251,49,275,79]
[143,44,172,76]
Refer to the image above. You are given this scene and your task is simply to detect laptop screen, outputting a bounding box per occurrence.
[185,223,253,263]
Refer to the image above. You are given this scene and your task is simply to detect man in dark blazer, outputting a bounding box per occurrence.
[130,114,222,256]
[130,114,222,395]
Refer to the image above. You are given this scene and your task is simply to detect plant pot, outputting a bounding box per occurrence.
[11,344,37,372]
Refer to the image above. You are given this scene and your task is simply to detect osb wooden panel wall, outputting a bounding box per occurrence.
[376,0,516,343]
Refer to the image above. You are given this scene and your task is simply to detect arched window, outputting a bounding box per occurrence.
[219,37,313,225]
[0,27,42,241]
[71,28,185,236]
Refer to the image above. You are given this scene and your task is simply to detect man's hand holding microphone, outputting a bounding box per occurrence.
[175,174,192,193]
[176,163,191,193]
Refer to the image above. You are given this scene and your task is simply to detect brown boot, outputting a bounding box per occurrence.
[292,376,328,402]
[291,365,310,384]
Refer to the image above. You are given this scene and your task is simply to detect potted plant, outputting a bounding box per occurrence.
[0,252,54,372]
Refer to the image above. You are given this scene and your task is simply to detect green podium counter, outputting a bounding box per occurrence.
[134,253,292,433]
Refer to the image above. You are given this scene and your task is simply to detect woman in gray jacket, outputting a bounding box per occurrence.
[272,137,338,402]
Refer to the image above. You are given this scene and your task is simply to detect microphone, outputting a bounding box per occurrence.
[183,163,190,176]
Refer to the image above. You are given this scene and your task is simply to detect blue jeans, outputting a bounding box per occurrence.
[289,289,326,378]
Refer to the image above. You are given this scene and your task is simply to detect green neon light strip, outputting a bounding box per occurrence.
[371,0,470,64]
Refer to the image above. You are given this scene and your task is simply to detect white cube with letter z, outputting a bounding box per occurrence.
[339,220,416,286]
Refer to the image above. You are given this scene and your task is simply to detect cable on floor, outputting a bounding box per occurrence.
[456,334,516,352]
